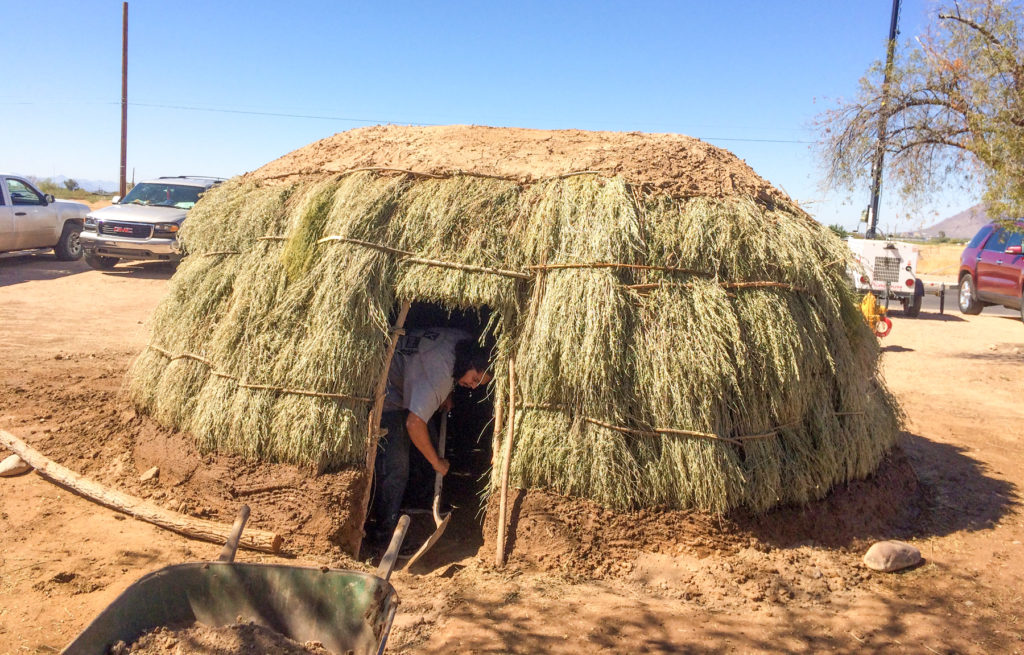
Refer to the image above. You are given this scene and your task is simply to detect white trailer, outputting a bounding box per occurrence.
[846,237,925,317]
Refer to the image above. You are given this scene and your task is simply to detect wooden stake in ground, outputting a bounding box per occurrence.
[495,356,517,567]
[353,301,411,557]
[490,371,505,468]
[0,430,282,554]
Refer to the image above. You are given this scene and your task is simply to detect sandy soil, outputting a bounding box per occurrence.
[914,243,963,278]
[1,251,1023,654]
[249,125,792,205]
[117,623,331,654]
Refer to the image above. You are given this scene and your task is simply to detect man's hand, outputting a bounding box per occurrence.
[433,457,451,476]
[406,412,450,477]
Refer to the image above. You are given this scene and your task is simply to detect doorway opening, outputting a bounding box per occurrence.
[376,301,496,567]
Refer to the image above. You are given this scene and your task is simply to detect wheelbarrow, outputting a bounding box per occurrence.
[63,506,410,655]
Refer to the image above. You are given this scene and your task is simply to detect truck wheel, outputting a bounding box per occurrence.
[53,224,83,261]
[904,280,924,317]
[84,253,119,270]
[958,274,983,315]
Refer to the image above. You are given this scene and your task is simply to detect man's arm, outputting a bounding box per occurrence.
[406,412,450,476]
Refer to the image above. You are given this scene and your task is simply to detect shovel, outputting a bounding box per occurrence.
[404,412,452,569]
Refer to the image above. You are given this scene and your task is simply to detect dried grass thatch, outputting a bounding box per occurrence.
[126,126,901,513]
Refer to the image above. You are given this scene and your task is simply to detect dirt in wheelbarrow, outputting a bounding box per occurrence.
[115,622,331,655]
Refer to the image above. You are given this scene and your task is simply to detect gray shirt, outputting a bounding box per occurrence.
[383,328,471,422]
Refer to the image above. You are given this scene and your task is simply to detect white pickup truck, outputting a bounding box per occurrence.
[0,174,89,260]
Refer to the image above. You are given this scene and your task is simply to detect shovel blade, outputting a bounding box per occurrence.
[403,514,451,570]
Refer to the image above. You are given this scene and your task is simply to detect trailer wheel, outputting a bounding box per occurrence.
[904,280,924,317]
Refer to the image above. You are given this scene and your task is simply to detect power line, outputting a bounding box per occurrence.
[131,102,816,143]
[1,99,816,144]
[129,101,437,126]
[702,136,814,144]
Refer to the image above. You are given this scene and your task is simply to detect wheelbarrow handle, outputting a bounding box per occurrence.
[375,514,410,582]
[218,504,251,562]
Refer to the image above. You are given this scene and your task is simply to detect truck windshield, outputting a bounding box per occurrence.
[120,183,202,209]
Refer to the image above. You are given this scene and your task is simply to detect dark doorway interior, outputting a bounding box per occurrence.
[384,302,496,568]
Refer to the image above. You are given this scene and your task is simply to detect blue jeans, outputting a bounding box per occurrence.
[370,411,411,544]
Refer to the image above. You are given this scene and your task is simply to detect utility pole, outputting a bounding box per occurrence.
[119,2,128,198]
[866,0,901,239]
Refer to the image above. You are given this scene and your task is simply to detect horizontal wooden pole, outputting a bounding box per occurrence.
[0,430,282,555]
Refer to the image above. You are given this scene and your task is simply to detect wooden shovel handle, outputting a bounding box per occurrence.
[218,505,251,562]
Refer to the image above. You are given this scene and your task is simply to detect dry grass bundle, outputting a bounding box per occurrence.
[128,161,901,513]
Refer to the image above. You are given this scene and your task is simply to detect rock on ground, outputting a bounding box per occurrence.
[863,541,922,572]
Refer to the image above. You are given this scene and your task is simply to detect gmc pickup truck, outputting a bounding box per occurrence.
[80,176,224,269]
[0,174,89,260]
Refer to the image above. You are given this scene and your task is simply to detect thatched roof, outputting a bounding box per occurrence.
[127,125,901,516]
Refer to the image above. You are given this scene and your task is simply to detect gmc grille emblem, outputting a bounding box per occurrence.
[112,226,134,233]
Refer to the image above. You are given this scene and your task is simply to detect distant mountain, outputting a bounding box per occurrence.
[913,203,991,240]
[24,174,118,194]
[51,175,118,194]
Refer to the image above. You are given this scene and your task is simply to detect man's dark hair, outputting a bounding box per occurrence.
[453,339,491,379]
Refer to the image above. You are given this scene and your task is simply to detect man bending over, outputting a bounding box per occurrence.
[369,328,491,548]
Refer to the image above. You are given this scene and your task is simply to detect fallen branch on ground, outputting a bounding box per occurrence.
[0,429,283,554]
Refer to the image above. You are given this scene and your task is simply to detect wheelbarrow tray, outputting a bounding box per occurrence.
[62,561,397,655]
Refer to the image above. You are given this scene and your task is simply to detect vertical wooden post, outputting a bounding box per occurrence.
[495,355,517,567]
[490,365,505,467]
[119,2,128,198]
[352,301,411,557]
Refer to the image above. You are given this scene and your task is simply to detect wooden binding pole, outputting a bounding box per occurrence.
[490,370,505,468]
[352,301,411,557]
[495,356,517,567]
[0,430,282,554]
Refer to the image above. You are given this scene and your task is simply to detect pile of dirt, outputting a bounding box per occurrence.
[114,623,330,655]
[0,351,364,561]
[481,450,921,606]
[248,125,791,203]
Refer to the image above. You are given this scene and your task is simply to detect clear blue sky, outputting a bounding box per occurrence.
[1,0,977,232]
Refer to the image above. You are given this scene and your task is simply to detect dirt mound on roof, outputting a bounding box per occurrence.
[249,124,789,202]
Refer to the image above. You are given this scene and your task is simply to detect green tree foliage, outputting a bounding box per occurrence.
[63,178,80,191]
[828,223,850,238]
[817,0,1024,219]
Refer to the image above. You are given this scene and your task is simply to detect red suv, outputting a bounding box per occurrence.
[958,221,1024,322]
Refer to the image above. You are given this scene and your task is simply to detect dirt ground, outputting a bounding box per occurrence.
[1,252,1023,654]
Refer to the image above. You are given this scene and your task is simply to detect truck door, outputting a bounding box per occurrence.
[0,178,15,251]
[991,230,1024,299]
[975,228,1010,298]
[4,178,53,249]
